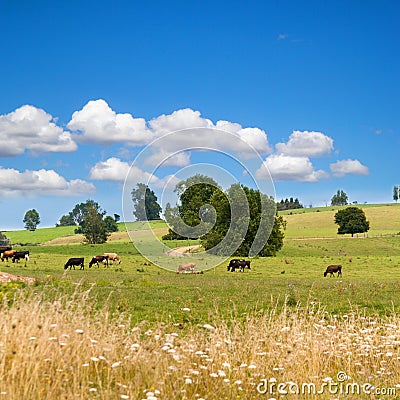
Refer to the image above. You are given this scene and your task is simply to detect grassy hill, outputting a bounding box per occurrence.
[3,203,399,244]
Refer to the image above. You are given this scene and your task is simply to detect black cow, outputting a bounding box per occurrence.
[12,251,30,263]
[64,257,85,270]
[324,264,342,277]
[227,259,251,272]
[89,255,109,268]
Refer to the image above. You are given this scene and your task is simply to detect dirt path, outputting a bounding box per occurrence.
[165,244,202,257]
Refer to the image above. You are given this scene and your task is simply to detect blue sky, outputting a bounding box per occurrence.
[0,0,399,229]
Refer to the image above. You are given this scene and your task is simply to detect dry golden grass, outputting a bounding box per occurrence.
[1,289,399,399]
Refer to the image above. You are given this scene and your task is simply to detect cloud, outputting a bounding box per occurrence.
[0,167,95,196]
[277,33,288,41]
[67,101,272,162]
[68,99,152,146]
[89,157,180,190]
[330,159,369,177]
[0,105,77,157]
[276,130,334,157]
[89,157,132,181]
[256,154,328,182]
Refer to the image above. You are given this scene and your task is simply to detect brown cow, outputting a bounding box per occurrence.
[1,250,16,262]
[324,265,342,277]
[103,253,121,264]
[89,255,109,268]
[177,262,196,274]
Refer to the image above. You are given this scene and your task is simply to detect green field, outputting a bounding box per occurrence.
[2,204,400,321]
[2,204,400,399]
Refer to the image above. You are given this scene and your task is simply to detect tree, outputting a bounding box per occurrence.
[56,214,75,227]
[331,190,349,206]
[81,203,109,244]
[0,232,10,246]
[201,183,286,257]
[131,183,162,221]
[23,209,40,231]
[393,186,399,203]
[334,206,370,237]
[104,216,119,232]
[162,174,222,240]
[114,214,121,223]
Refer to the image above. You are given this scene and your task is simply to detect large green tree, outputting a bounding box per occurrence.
[81,203,109,244]
[23,209,40,231]
[162,174,222,240]
[334,206,370,237]
[201,183,285,257]
[331,190,349,206]
[131,183,162,221]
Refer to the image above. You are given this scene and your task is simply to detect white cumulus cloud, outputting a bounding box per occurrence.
[0,167,95,196]
[67,100,272,163]
[330,159,369,177]
[256,154,328,182]
[90,157,181,190]
[68,99,152,145]
[276,130,334,157]
[0,105,77,157]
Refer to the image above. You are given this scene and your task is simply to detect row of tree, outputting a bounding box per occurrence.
[276,198,303,211]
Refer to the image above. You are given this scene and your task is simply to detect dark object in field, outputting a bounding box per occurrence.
[89,255,109,268]
[227,259,251,272]
[64,257,85,270]
[12,251,30,263]
[324,264,342,277]
[1,250,16,261]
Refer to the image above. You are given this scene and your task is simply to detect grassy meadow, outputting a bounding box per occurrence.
[1,204,400,399]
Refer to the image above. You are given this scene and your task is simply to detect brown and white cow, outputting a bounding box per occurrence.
[176,262,196,274]
[103,253,121,264]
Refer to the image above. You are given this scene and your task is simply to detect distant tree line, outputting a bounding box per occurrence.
[276,197,303,211]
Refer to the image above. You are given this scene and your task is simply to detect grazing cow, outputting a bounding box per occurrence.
[103,252,121,264]
[12,251,30,263]
[227,259,251,272]
[64,257,85,270]
[0,246,12,254]
[324,264,342,277]
[177,262,196,274]
[89,255,109,268]
[1,250,17,262]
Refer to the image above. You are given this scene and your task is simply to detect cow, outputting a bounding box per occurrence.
[227,259,251,272]
[89,255,109,268]
[0,246,12,254]
[64,257,85,270]
[1,250,17,262]
[176,262,196,274]
[103,253,121,265]
[12,251,30,263]
[324,265,342,277]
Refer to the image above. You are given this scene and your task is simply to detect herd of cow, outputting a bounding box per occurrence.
[1,245,343,276]
[64,253,121,270]
[0,246,30,263]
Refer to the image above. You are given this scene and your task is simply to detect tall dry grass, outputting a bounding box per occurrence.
[1,289,399,399]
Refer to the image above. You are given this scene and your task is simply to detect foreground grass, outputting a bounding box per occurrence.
[0,288,399,399]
